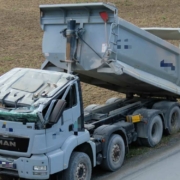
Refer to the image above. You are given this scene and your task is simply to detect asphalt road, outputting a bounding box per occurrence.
[92,137,180,180]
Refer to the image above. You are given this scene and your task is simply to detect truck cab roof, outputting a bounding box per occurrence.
[0,68,74,107]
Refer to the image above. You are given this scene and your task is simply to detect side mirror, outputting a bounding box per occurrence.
[48,99,67,124]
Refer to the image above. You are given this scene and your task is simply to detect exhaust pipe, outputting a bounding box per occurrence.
[65,20,76,73]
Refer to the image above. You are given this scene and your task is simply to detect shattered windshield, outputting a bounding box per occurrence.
[0,68,75,124]
[0,107,39,123]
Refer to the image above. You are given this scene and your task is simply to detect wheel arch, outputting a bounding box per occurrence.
[152,101,180,131]
[133,108,164,138]
[112,129,129,152]
[73,141,96,167]
[59,131,95,172]
[93,123,129,159]
[158,113,165,130]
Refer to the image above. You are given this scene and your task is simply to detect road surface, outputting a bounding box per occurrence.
[92,135,180,180]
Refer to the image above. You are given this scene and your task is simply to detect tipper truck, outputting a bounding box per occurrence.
[0,2,180,180]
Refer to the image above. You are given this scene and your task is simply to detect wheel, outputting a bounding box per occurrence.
[139,115,163,147]
[166,106,180,134]
[61,152,92,180]
[101,134,125,171]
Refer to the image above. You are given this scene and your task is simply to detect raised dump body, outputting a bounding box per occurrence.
[40,3,180,98]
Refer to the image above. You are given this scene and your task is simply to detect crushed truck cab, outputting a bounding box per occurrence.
[1,2,180,180]
[0,68,95,179]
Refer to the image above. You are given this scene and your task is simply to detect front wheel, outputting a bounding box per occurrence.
[101,134,125,171]
[61,152,92,180]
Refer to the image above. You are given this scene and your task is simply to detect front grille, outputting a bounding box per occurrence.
[0,135,29,152]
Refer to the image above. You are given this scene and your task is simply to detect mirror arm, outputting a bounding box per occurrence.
[44,99,57,123]
[48,99,67,125]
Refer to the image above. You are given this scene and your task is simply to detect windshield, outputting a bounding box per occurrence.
[0,107,39,123]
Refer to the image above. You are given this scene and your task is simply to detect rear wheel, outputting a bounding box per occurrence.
[139,115,163,147]
[101,134,125,171]
[166,106,180,134]
[61,152,91,180]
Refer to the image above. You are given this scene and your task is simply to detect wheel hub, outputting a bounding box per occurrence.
[112,144,121,162]
[76,163,86,180]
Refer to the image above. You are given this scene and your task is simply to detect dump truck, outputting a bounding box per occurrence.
[0,2,180,180]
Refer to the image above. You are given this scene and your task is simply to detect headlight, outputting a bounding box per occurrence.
[33,165,47,171]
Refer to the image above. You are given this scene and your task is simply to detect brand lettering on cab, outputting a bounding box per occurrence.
[0,140,16,147]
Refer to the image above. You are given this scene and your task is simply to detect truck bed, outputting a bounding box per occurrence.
[40,3,180,98]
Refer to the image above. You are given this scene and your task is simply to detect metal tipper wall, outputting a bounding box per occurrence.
[40,3,180,98]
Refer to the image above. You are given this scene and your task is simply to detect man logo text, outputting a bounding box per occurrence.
[0,140,16,147]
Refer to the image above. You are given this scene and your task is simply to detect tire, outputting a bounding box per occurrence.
[140,115,163,147]
[166,106,180,134]
[61,152,92,180]
[101,134,125,171]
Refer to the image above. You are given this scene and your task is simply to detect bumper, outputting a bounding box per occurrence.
[0,154,49,179]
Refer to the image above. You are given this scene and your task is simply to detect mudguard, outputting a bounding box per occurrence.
[133,108,164,138]
[152,101,179,130]
[93,121,131,158]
